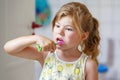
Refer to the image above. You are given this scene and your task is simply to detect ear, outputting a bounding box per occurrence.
[81,32,89,41]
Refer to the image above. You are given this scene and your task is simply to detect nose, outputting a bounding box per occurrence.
[58,28,64,36]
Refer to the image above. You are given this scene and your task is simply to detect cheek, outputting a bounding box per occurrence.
[53,27,58,35]
[52,29,58,41]
[66,33,80,44]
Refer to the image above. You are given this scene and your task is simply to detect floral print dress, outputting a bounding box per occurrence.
[39,52,88,80]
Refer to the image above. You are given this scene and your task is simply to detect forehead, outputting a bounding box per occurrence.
[56,16,74,26]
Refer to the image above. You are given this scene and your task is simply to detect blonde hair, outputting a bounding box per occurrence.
[52,2,100,64]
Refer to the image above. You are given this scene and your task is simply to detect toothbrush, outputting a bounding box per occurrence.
[36,40,64,52]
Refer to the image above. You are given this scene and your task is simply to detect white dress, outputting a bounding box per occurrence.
[39,52,88,80]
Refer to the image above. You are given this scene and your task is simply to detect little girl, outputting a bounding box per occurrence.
[4,2,100,80]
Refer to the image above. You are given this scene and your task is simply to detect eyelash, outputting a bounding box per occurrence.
[55,24,73,31]
[65,28,73,31]
[55,25,60,28]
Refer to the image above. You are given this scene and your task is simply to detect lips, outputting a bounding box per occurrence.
[56,38,64,46]
[56,38,63,41]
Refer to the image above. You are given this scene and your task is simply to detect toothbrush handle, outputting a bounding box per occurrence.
[36,44,42,52]
[36,43,58,52]
[36,41,64,52]
[36,43,57,52]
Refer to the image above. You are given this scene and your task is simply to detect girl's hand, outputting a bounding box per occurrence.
[4,35,56,64]
[36,35,56,52]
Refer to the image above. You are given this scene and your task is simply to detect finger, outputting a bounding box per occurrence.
[50,43,56,53]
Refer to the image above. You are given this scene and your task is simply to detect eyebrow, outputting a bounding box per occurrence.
[55,22,74,28]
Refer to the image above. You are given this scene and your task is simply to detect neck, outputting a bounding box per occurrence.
[55,48,82,59]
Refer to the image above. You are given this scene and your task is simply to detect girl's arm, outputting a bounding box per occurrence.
[85,58,98,80]
[4,35,56,66]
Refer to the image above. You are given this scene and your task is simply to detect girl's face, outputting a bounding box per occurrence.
[53,16,82,50]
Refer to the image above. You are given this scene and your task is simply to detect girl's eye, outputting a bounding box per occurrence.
[55,24,60,28]
[65,28,73,31]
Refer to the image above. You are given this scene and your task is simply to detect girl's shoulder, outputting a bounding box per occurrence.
[85,57,98,80]
[85,57,98,71]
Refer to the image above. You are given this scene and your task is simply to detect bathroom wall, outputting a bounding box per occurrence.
[0,0,35,80]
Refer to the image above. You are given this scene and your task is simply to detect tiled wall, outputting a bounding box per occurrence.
[35,0,120,80]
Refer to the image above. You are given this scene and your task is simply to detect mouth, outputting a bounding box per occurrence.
[56,37,62,41]
[56,38,64,45]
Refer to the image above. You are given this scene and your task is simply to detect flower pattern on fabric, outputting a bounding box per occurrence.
[39,52,88,80]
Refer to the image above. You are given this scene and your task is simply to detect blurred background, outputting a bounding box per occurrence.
[0,0,120,80]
